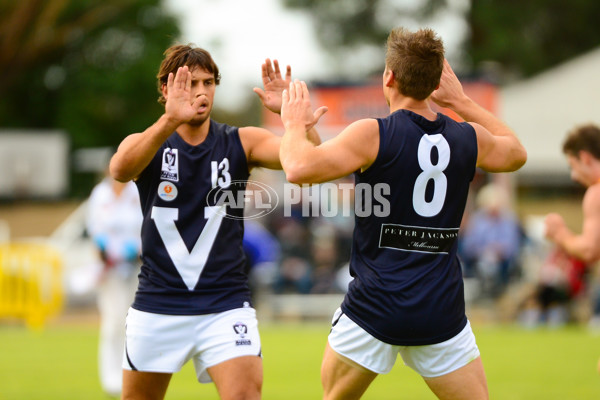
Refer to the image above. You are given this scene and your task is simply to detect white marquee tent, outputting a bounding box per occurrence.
[500,47,600,183]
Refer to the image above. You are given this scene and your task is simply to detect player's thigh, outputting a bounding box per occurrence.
[423,356,488,400]
[208,355,262,400]
[326,308,399,375]
[122,369,172,400]
[399,320,481,379]
[321,342,377,400]
[192,307,262,384]
[123,308,195,374]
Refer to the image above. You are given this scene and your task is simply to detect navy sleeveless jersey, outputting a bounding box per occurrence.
[341,109,477,345]
[133,120,251,315]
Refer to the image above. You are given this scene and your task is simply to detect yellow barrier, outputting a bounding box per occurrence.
[0,242,64,329]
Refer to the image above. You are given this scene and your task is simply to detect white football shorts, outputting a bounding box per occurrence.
[123,307,262,383]
[328,308,480,378]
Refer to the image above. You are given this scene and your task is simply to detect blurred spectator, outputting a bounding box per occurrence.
[86,176,142,397]
[460,183,522,298]
[310,224,343,294]
[243,219,281,293]
[272,216,313,294]
[266,176,356,295]
[518,247,587,328]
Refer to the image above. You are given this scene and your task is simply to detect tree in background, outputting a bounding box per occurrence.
[282,0,452,78]
[0,0,179,150]
[467,0,600,78]
[283,0,600,80]
[0,0,180,196]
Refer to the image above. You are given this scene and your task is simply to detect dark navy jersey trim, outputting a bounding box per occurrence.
[126,344,137,371]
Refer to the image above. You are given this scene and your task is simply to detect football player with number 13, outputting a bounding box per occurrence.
[110,45,322,400]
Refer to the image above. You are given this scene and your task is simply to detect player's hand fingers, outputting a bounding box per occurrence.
[314,106,328,121]
[293,79,303,100]
[260,62,269,84]
[282,89,289,104]
[191,95,203,111]
[265,58,275,81]
[184,66,192,92]
[167,71,174,89]
[287,82,295,102]
[301,81,310,101]
[273,59,281,79]
[174,66,185,88]
[253,87,266,101]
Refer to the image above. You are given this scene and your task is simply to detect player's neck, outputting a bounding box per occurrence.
[390,95,437,121]
[177,118,211,146]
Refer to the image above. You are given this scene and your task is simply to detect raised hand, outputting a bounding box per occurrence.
[545,213,568,242]
[253,59,292,114]
[430,59,467,109]
[281,80,328,132]
[164,66,203,123]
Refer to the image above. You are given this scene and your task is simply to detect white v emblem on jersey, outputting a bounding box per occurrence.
[151,205,225,291]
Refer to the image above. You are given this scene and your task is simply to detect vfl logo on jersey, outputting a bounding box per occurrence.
[161,148,179,181]
[233,322,252,346]
[158,181,178,202]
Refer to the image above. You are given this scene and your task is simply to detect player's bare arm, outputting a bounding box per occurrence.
[110,66,202,182]
[239,125,323,172]
[431,59,527,173]
[240,127,283,170]
[545,184,600,263]
[280,80,378,184]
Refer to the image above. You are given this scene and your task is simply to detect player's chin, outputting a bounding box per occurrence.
[189,114,209,126]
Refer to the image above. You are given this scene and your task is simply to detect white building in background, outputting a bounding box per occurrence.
[0,130,69,199]
[501,47,600,184]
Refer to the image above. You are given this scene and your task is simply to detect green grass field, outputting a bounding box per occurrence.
[1,320,599,399]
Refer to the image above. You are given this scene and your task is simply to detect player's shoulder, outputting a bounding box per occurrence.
[237,125,271,137]
[584,182,600,203]
[342,118,379,139]
[237,125,277,149]
[463,121,485,138]
[350,118,379,128]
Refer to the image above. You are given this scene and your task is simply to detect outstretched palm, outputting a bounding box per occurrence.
[165,66,202,123]
[281,80,328,132]
[253,59,292,114]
